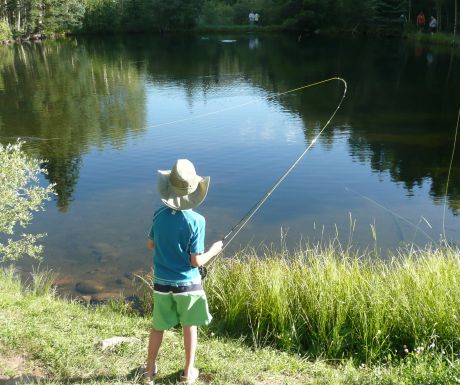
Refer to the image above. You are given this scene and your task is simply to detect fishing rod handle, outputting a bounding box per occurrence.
[199,237,225,280]
[198,266,208,279]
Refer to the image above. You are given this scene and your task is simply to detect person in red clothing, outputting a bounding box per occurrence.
[416,11,426,32]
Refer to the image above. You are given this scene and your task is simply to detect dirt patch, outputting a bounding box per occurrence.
[0,352,47,383]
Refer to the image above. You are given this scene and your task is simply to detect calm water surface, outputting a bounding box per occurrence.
[1,34,459,295]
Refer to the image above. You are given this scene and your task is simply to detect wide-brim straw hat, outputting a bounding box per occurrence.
[157,159,210,210]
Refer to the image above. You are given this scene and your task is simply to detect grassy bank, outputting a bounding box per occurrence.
[405,31,460,47]
[206,245,460,363]
[1,245,460,384]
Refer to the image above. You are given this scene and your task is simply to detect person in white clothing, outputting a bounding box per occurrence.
[429,16,437,34]
[248,11,255,24]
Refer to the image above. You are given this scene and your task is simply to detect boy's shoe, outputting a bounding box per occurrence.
[179,367,199,384]
[130,365,157,384]
[143,365,157,385]
[142,377,155,385]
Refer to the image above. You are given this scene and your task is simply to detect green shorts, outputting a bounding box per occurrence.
[152,282,212,330]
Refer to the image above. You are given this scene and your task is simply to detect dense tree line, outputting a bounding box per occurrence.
[0,1,458,39]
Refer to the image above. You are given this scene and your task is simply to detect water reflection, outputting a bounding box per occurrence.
[0,36,458,215]
[0,40,146,211]
[0,35,459,294]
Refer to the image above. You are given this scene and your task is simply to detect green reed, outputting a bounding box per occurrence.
[28,265,59,297]
[205,243,460,363]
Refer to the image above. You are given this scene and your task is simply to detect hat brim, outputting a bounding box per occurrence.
[157,170,210,210]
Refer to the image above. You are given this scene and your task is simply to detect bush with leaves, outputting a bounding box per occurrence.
[0,20,12,41]
[201,0,234,25]
[0,141,54,263]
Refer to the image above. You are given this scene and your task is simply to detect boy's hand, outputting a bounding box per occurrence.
[191,240,224,267]
[210,240,223,257]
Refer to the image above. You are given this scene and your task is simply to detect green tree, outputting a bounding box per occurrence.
[40,0,86,33]
[0,0,85,36]
[454,0,458,40]
[201,0,234,25]
[0,19,13,40]
[375,0,407,35]
[83,0,124,33]
[0,141,54,263]
[147,0,204,30]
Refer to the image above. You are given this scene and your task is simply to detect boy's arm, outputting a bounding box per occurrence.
[190,240,223,267]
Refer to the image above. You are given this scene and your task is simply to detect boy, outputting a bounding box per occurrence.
[143,159,223,384]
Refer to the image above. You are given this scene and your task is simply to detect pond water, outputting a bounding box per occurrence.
[1,34,459,296]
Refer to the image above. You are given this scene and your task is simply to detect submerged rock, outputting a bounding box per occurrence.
[90,242,121,261]
[75,280,105,295]
[53,274,73,287]
[90,292,121,304]
[77,295,92,305]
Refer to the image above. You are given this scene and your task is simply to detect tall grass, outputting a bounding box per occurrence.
[0,265,58,297]
[28,265,58,296]
[205,244,460,363]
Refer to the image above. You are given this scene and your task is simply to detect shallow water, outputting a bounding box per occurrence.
[0,34,459,296]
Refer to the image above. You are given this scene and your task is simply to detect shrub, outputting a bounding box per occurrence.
[0,141,54,263]
[201,1,234,25]
[0,20,12,41]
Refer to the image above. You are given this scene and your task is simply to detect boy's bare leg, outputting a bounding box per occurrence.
[183,325,197,376]
[146,328,164,377]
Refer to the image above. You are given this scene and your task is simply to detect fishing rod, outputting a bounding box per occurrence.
[199,77,348,278]
[442,108,460,243]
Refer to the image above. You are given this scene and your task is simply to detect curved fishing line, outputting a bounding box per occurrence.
[442,108,460,242]
[144,77,344,130]
[344,186,435,243]
[206,77,347,267]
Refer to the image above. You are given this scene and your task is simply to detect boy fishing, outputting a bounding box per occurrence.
[143,159,223,384]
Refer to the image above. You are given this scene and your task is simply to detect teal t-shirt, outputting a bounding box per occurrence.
[149,206,205,282]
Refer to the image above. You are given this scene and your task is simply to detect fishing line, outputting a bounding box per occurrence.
[201,77,347,274]
[442,108,460,243]
[344,186,435,243]
[144,77,345,131]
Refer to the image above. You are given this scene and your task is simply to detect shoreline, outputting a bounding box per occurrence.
[2,28,459,51]
[2,244,460,384]
[404,30,459,48]
[0,32,66,46]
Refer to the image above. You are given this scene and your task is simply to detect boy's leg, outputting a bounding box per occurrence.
[146,328,164,377]
[182,325,197,377]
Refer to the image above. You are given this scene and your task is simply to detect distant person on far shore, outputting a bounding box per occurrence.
[416,11,426,32]
[254,12,260,25]
[248,11,255,25]
[429,16,437,34]
[399,14,407,32]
